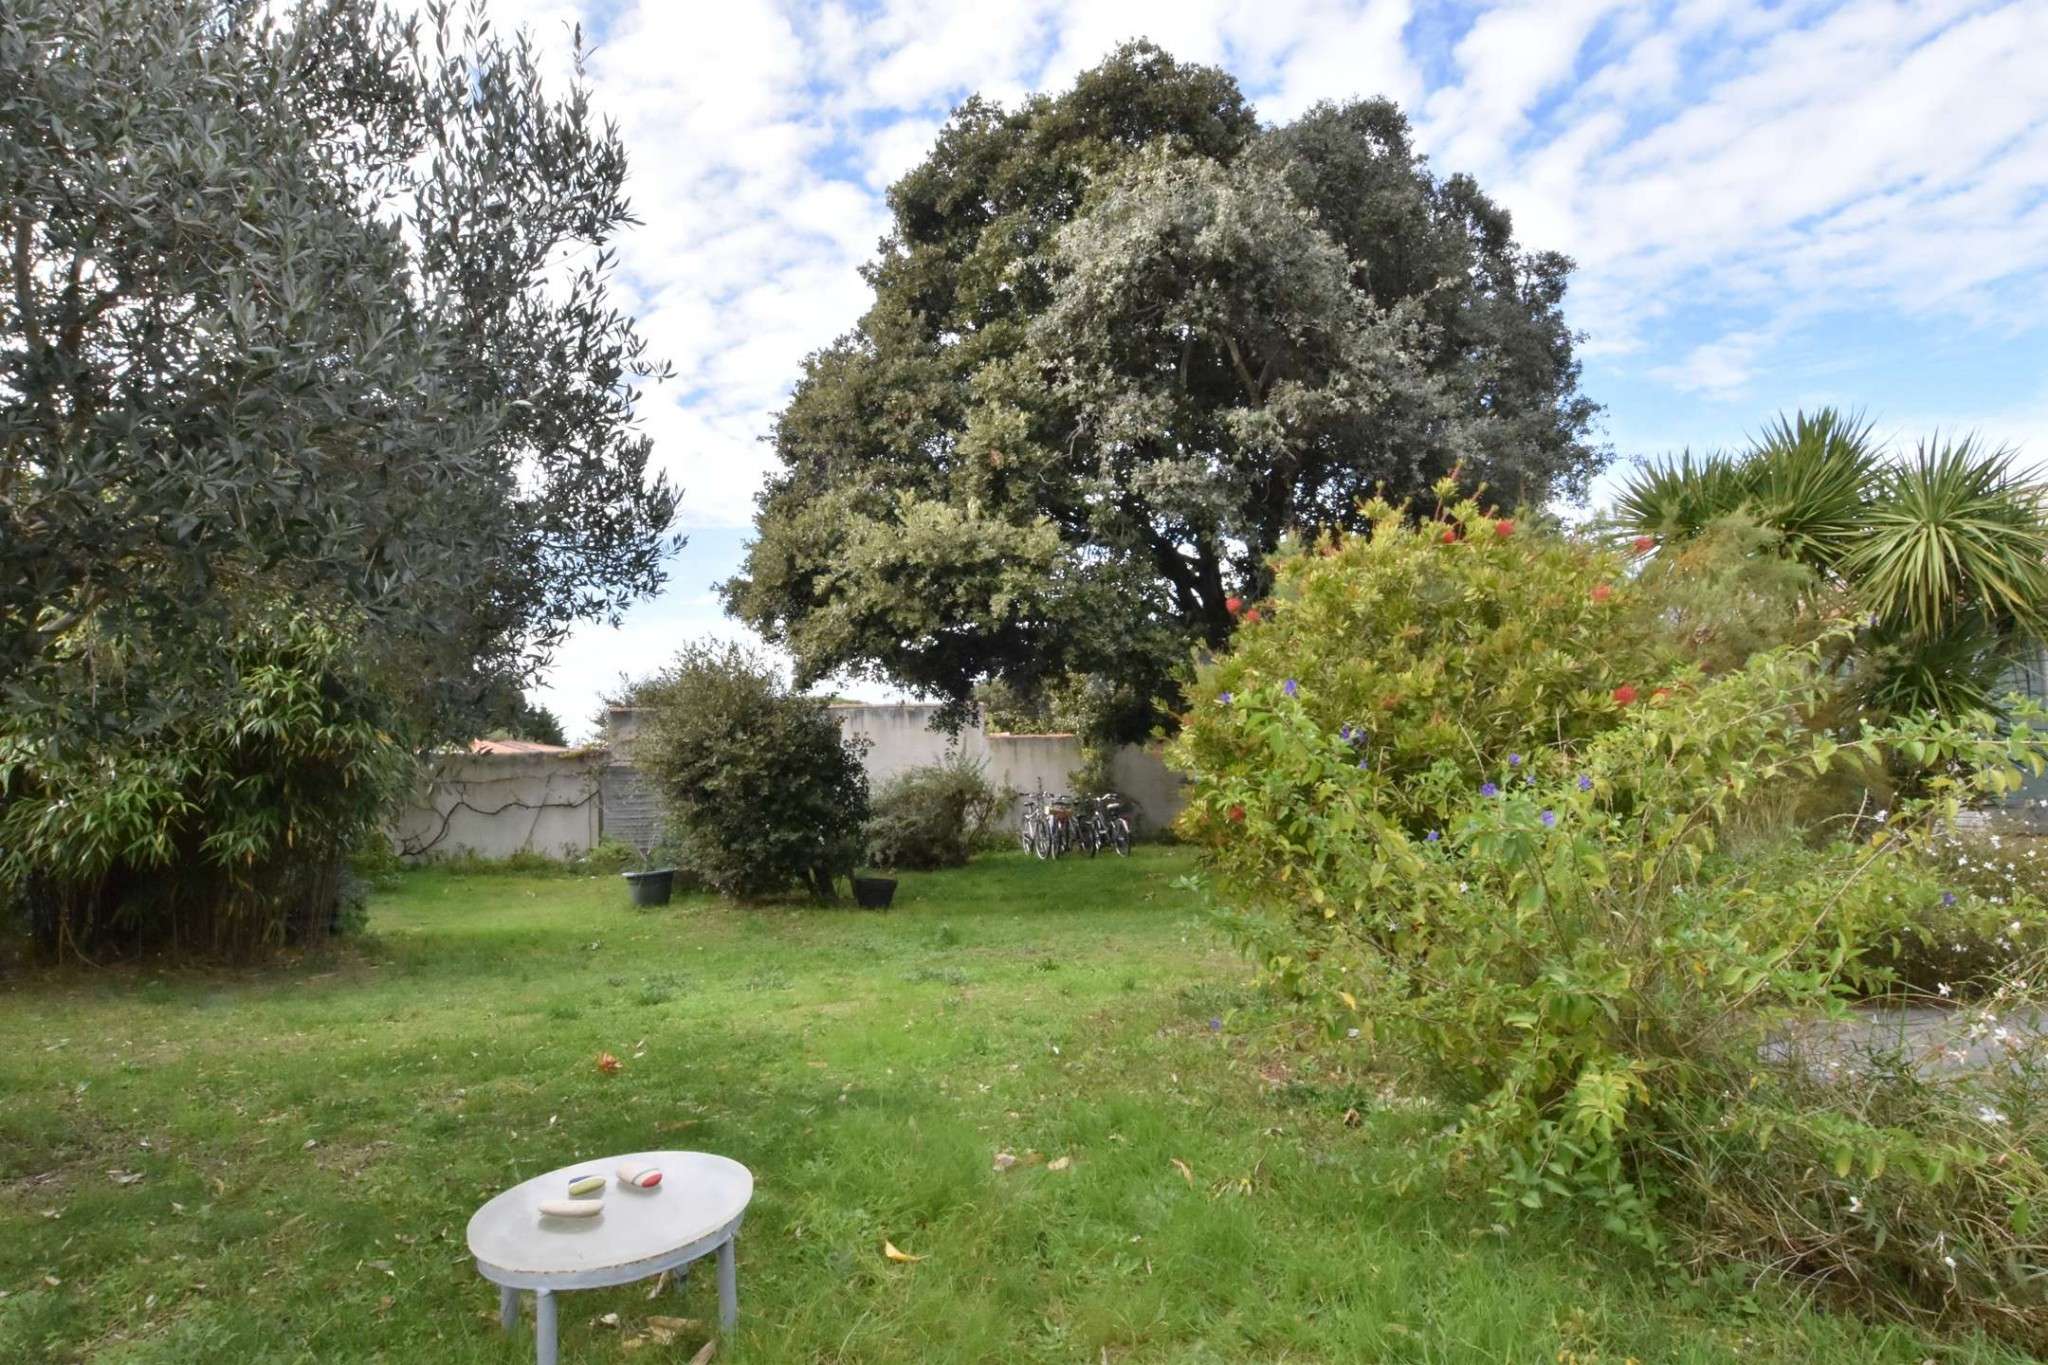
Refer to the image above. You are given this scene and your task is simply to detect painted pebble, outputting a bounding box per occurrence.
[566,1175,605,1197]
[538,1198,603,1218]
[616,1162,663,1189]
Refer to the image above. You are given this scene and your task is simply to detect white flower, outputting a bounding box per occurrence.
[1944,1255,1958,1269]
[1849,1195,1863,1213]
[1938,982,1952,997]
[1979,1105,2009,1125]
[1875,809,1889,823]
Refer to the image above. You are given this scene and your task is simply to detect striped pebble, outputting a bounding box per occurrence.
[566,1175,605,1197]
[616,1162,662,1189]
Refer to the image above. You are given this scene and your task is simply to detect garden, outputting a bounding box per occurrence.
[9,4,2048,1360]
[6,851,2043,1364]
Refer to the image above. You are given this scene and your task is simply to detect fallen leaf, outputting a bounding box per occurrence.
[302,1139,318,1150]
[883,1240,923,1263]
[108,1170,145,1185]
[1170,1158,1193,1186]
[44,1275,61,1288]
[366,1259,395,1276]
[1336,989,1358,1011]
[375,1294,394,1314]
[688,1340,717,1365]
[595,1311,621,1328]
[644,1270,669,1298]
[648,1314,700,1332]
[596,1052,622,1076]
[1047,1156,1072,1172]
[992,1152,1018,1172]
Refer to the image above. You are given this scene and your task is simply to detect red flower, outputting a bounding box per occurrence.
[1494,518,1514,538]
[1227,804,1246,824]
[1224,595,1242,615]
[1631,535,1656,555]
[1590,583,1614,603]
[1440,527,1458,544]
[1612,684,1638,705]
[1244,608,1261,624]
[596,1051,622,1075]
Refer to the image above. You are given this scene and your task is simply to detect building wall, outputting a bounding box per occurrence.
[388,749,603,861]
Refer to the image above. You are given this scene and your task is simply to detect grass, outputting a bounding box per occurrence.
[0,848,2030,1362]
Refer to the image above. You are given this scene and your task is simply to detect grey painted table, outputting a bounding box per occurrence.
[466,1150,753,1364]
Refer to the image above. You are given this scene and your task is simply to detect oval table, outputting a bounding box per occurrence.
[467,1150,753,1364]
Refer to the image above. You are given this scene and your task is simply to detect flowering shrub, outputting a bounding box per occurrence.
[1171,485,1679,857]
[1178,596,2048,1343]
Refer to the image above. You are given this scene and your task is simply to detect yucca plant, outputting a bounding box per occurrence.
[1847,436,2048,637]
[1614,409,1879,571]
[1615,410,2048,721]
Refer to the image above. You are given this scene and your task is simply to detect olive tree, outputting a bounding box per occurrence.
[0,0,681,952]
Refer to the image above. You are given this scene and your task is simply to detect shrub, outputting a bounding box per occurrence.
[864,755,1002,871]
[1178,573,2048,1343]
[0,610,410,958]
[1171,486,1682,845]
[630,642,869,900]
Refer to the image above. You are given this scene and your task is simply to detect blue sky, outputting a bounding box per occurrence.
[485,0,2048,738]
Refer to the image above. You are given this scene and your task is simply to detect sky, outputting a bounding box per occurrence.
[477,0,2048,741]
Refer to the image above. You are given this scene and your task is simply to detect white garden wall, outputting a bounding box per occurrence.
[388,749,603,860]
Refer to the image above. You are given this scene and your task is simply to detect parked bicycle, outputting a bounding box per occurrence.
[1082,792,1134,857]
[1018,786,1134,860]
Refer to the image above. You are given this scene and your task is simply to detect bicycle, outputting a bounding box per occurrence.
[1017,791,1052,859]
[1044,792,1076,859]
[1094,792,1134,857]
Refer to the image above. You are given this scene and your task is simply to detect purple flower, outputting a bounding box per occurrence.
[1480,782,1499,798]
[1540,809,1557,828]
[1283,678,1299,697]
[1943,891,1958,907]
[1577,775,1593,792]
[1208,1017,1222,1032]
[1218,692,1232,705]
[1357,758,1369,770]
[1425,829,1441,842]
[1508,753,1522,767]
[1339,724,1352,740]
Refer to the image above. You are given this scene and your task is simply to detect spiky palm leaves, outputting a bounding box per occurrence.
[1616,409,2048,718]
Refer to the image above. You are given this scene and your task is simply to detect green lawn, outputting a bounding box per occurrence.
[0,849,2025,1362]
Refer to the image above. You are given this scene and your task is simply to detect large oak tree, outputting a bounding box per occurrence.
[726,44,1600,744]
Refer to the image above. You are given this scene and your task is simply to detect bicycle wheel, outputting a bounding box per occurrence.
[1084,814,1102,857]
[1111,816,1132,857]
[1018,809,1037,856]
[1033,813,1053,860]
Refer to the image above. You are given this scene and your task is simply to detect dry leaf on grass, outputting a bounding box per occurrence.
[1047,1156,1071,1172]
[882,1240,924,1263]
[992,1151,1018,1172]
[1170,1158,1193,1185]
[688,1339,717,1364]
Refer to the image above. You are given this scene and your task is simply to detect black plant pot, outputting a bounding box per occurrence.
[623,868,675,907]
[850,875,897,910]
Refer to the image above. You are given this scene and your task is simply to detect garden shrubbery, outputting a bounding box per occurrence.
[630,642,870,900]
[0,610,410,957]
[1172,487,2048,1347]
[864,755,1003,871]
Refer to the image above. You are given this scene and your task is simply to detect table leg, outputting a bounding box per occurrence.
[535,1288,559,1365]
[716,1235,738,1333]
[499,1284,518,1331]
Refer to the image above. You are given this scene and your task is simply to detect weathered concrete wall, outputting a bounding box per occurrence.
[388,750,602,861]
[829,702,1187,834]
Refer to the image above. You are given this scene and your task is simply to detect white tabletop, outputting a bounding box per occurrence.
[467,1150,753,1281]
